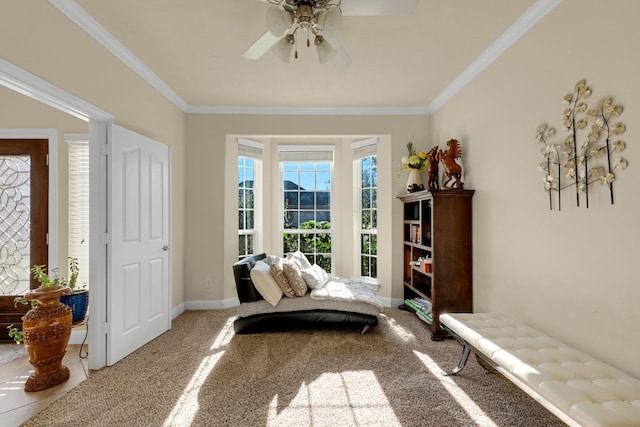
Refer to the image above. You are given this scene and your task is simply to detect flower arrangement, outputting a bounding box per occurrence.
[399,142,428,173]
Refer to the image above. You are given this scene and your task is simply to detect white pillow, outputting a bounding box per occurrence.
[250,260,283,306]
[301,264,330,290]
[287,250,312,270]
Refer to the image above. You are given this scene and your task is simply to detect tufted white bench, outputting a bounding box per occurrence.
[440,312,640,427]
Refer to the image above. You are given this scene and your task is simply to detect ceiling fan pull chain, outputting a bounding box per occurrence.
[295,35,299,59]
[307,27,311,48]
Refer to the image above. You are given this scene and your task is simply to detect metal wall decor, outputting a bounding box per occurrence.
[535,79,628,210]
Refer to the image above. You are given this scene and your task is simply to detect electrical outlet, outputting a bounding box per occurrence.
[205,278,213,288]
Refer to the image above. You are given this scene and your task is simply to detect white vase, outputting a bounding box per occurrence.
[406,169,424,193]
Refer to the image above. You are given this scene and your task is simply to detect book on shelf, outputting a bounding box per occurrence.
[416,311,433,325]
[404,298,433,324]
[404,297,431,313]
[409,224,420,243]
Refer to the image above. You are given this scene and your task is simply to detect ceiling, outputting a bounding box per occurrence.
[68,0,541,111]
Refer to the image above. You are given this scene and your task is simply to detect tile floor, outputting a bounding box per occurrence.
[0,344,89,427]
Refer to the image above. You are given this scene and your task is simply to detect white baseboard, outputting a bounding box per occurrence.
[184,298,239,311]
[69,327,88,345]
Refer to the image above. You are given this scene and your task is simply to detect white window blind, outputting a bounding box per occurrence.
[278,145,335,162]
[238,138,263,159]
[352,138,378,159]
[68,140,90,288]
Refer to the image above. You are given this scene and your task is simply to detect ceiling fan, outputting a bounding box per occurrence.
[242,0,418,66]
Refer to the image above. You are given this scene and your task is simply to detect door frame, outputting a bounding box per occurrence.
[0,58,113,370]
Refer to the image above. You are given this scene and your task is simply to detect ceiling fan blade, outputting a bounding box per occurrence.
[324,37,351,68]
[242,31,281,60]
[340,0,418,16]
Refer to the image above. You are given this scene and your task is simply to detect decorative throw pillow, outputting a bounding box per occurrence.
[249,260,283,306]
[301,264,330,290]
[282,260,308,297]
[287,250,312,270]
[269,256,296,297]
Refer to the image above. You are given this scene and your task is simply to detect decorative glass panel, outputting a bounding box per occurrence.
[0,155,31,295]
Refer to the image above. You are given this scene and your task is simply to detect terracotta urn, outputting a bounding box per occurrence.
[21,285,73,392]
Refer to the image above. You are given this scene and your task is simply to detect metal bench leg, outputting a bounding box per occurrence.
[443,343,471,376]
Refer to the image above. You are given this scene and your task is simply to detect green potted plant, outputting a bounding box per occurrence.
[6,261,76,392]
[59,257,89,325]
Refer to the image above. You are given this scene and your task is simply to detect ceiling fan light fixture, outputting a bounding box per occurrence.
[266,5,293,37]
[272,34,295,62]
[318,8,343,37]
[315,36,337,64]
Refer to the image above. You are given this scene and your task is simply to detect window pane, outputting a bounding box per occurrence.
[362,189,371,209]
[316,210,330,223]
[316,191,330,210]
[246,210,254,229]
[316,171,331,190]
[284,211,299,229]
[299,211,314,225]
[283,234,299,252]
[301,234,314,252]
[247,234,254,255]
[245,189,254,209]
[238,235,246,258]
[300,162,315,171]
[361,210,371,229]
[284,171,299,187]
[300,171,315,190]
[238,211,245,230]
[284,191,299,209]
[284,162,299,172]
[299,191,314,209]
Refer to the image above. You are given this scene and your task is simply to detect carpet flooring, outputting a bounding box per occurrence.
[23,308,565,427]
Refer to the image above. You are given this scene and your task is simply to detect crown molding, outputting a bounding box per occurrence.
[185,105,432,115]
[48,0,189,112]
[428,0,561,112]
[48,0,559,116]
[0,58,112,122]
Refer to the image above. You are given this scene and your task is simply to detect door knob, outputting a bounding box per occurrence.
[162,245,170,251]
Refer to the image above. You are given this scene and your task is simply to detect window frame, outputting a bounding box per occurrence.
[237,138,263,260]
[353,138,378,279]
[278,145,335,272]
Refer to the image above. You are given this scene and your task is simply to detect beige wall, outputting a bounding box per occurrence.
[185,114,430,304]
[0,1,187,309]
[431,0,640,377]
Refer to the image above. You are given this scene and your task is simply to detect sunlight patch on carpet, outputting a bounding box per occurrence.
[162,316,235,426]
[413,350,499,427]
[267,371,402,426]
[382,313,417,343]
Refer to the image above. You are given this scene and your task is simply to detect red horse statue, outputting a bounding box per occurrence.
[426,146,440,191]
[438,139,464,189]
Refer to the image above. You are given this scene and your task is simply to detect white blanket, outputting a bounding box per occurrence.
[310,278,383,310]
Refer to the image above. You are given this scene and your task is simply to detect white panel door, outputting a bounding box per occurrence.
[108,124,170,365]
